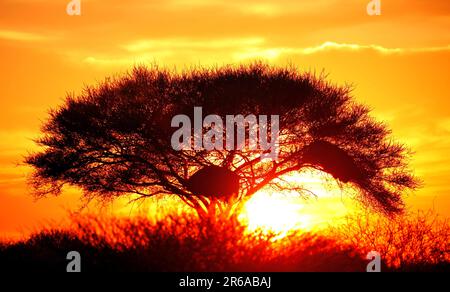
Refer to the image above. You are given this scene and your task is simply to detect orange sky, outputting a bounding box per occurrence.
[0,0,450,238]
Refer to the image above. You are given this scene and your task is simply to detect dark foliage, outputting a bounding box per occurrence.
[1,212,448,272]
[185,166,240,200]
[0,215,367,272]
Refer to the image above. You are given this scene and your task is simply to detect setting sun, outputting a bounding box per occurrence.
[240,192,314,234]
[239,169,356,235]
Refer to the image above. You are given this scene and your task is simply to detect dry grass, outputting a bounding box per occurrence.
[330,210,450,271]
[0,209,448,272]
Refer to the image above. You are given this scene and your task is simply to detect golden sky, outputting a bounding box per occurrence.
[0,0,450,238]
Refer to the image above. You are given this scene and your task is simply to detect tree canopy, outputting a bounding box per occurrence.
[26,63,418,217]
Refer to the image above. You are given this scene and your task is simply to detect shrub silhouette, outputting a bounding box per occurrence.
[331,210,450,271]
[0,214,366,272]
[25,63,418,217]
[1,211,448,272]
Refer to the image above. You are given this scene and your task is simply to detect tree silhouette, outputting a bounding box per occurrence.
[25,63,418,218]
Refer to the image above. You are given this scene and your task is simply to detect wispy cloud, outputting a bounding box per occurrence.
[295,42,450,55]
[234,42,450,61]
[76,40,450,67]
[163,0,339,17]
[83,53,173,66]
[0,29,49,42]
[123,37,265,52]
[81,37,267,67]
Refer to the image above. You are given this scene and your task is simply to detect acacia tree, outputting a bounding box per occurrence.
[26,64,418,218]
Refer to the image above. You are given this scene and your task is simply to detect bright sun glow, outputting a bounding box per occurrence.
[239,169,357,236]
[113,169,359,238]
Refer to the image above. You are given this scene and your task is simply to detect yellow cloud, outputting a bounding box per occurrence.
[235,42,450,61]
[83,53,172,67]
[80,37,267,67]
[75,40,450,68]
[296,42,450,55]
[0,30,48,42]
[123,37,265,52]
[165,0,336,17]
[234,48,283,60]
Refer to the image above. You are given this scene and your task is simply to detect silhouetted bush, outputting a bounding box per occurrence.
[330,210,450,271]
[1,210,448,272]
